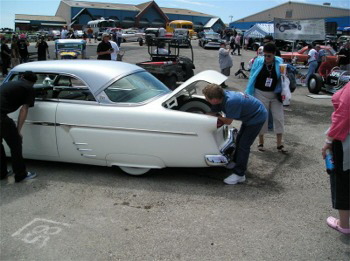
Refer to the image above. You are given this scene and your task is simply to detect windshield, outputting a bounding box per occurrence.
[57,43,84,50]
[205,33,220,39]
[99,21,115,28]
[104,71,170,103]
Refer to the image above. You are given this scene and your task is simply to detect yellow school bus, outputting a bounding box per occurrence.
[166,20,196,38]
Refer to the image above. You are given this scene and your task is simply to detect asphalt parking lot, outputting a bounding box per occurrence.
[0,40,349,261]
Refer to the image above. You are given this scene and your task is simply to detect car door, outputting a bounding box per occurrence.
[54,74,107,166]
[6,73,59,159]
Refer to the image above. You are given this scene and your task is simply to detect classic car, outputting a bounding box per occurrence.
[122,30,143,42]
[198,32,224,49]
[2,60,236,176]
[55,39,87,59]
[172,28,191,47]
[74,30,84,38]
[308,66,350,94]
[275,21,302,32]
[281,45,337,66]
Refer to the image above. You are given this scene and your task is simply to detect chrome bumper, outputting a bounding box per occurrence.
[205,128,237,166]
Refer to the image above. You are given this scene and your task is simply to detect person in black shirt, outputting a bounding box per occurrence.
[1,38,11,77]
[337,41,350,71]
[35,36,49,61]
[97,33,112,60]
[1,71,38,182]
[17,34,30,63]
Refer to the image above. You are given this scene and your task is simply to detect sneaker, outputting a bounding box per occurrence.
[224,173,246,185]
[24,172,37,181]
[225,162,236,169]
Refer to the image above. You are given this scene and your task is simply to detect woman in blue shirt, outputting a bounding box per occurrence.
[246,43,287,153]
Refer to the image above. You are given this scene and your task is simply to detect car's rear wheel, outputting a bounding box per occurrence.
[252,44,258,51]
[308,74,323,94]
[179,100,211,114]
[119,166,150,176]
[279,26,285,32]
[298,25,302,30]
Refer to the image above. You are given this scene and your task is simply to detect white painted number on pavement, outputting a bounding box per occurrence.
[12,218,70,248]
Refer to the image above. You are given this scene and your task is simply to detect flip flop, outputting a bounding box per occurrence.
[326,216,350,234]
[258,144,265,152]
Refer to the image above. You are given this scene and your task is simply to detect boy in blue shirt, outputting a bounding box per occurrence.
[203,84,267,185]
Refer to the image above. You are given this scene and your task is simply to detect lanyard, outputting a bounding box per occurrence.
[265,62,274,78]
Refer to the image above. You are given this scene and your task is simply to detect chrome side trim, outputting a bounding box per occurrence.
[81,154,96,158]
[25,120,56,127]
[59,123,198,136]
[73,142,88,145]
[77,148,92,151]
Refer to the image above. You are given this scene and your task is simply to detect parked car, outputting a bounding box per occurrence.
[55,39,87,59]
[308,67,350,94]
[275,21,302,32]
[2,60,236,176]
[172,28,191,47]
[50,30,61,40]
[198,32,224,49]
[337,35,350,44]
[74,30,84,38]
[122,30,143,42]
[275,39,293,52]
[281,45,337,66]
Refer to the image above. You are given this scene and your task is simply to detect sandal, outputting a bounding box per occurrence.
[277,145,288,154]
[327,216,350,234]
[257,144,265,152]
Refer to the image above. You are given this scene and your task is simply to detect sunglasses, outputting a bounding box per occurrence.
[264,54,273,58]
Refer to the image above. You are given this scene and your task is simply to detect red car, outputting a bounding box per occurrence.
[281,45,337,67]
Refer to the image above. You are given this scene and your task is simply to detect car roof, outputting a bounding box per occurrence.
[55,39,86,44]
[11,60,145,95]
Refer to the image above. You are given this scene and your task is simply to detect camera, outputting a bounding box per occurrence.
[109,48,114,52]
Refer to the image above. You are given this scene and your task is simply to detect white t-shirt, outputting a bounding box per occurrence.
[158,27,166,37]
[109,41,120,61]
[153,48,169,55]
[308,49,318,63]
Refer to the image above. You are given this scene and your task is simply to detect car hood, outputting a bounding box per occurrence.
[160,70,227,101]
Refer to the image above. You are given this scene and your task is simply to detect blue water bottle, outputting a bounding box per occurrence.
[325,150,335,175]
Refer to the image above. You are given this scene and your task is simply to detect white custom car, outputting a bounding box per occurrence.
[122,30,143,42]
[2,60,236,175]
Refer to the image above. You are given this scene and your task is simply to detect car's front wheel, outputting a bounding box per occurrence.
[308,74,323,94]
[279,26,285,32]
[179,100,211,114]
[119,166,150,175]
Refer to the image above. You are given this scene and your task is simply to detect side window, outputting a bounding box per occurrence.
[53,75,95,101]
[7,73,58,99]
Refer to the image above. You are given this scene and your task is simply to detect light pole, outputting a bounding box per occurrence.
[229,15,233,23]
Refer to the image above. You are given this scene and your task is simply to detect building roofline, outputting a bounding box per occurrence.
[233,1,350,22]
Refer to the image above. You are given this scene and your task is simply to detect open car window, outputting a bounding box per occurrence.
[104,71,170,104]
[7,73,58,100]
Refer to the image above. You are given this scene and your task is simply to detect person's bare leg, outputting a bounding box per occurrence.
[259,134,264,145]
[339,210,350,228]
[277,133,283,147]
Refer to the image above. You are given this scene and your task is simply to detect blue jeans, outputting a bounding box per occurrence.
[306,61,318,83]
[232,121,265,176]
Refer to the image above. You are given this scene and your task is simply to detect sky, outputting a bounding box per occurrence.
[0,0,349,29]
